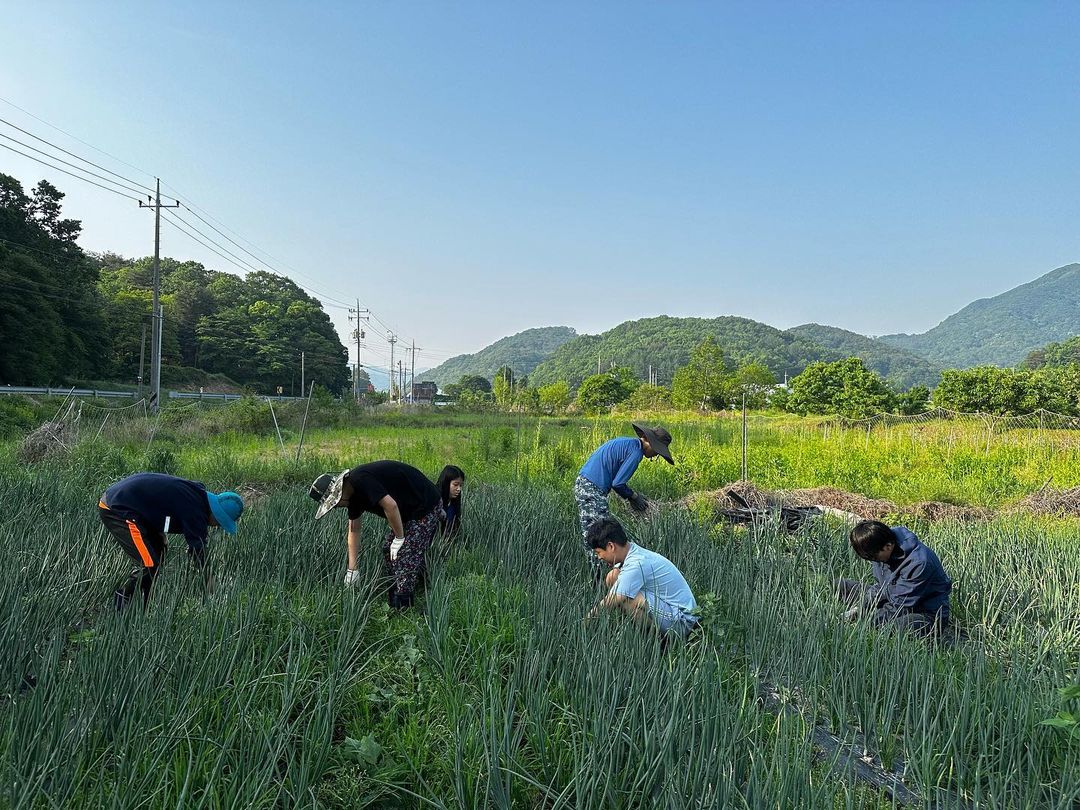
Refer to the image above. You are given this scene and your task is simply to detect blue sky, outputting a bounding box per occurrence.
[2,1,1079,374]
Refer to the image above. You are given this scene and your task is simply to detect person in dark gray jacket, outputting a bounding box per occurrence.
[836,520,952,635]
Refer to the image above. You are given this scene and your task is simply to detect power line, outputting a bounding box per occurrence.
[0,131,151,198]
[0,95,157,182]
[0,115,156,194]
[0,141,142,202]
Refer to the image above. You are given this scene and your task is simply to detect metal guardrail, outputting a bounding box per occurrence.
[0,385,303,402]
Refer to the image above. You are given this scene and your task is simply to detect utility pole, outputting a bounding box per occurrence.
[137,322,147,393]
[387,333,397,401]
[300,351,305,395]
[409,340,420,403]
[398,360,404,402]
[598,352,602,375]
[349,300,369,402]
[138,179,179,412]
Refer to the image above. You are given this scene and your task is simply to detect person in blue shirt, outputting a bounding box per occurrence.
[98,473,244,611]
[575,423,673,576]
[836,520,952,636]
[586,517,698,639]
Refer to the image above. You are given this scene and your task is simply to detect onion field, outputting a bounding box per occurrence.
[1,409,1079,808]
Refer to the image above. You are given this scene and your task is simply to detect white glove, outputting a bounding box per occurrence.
[389,536,406,561]
[344,568,361,587]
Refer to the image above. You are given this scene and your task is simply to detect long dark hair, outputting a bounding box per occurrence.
[437,465,465,506]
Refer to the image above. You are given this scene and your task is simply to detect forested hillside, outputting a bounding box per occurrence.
[881,263,1080,368]
[785,323,940,388]
[529,316,829,388]
[423,326,576,387]
[0,173,348,393]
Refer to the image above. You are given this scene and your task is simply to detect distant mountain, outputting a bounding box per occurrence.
[785,324,941,389]
[422,326,577,388]
[529,316,830,389]
[880,263,1080,368]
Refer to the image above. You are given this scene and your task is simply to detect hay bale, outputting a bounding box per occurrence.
[17,421,69,463]
[779,487,897,521]
[1016,486,1080,518]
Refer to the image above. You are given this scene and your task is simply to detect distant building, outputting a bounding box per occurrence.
[411,381,437,404]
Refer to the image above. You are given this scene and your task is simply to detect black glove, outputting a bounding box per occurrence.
[628,491,650,513]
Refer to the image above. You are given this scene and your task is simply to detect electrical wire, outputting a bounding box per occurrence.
[0,95,157,182]
[0,116,156,194]
[0,141,141,202]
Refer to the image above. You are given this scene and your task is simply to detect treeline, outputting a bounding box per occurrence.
[441,335,1080,418]
[0,173,348,394]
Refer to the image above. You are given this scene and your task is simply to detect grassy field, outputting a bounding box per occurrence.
[1,404,1079,807]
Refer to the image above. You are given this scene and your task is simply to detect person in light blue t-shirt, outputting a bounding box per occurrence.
[575,423,673,577]
[585,517,698,638]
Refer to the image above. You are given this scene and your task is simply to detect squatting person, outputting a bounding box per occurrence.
[575,423,673,576]
[586,517,699,639]
[836,520,953,636]
[310,460,444,608]
[98,472,244,610]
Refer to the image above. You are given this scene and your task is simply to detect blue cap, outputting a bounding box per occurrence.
[207,491,244,534]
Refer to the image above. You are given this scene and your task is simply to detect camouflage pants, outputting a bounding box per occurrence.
[382,504,445,605]
[574,475,610,571]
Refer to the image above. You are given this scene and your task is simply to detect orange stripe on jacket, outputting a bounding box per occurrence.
[126,520,155,568]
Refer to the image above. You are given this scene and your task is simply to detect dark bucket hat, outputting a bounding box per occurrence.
[632,423,674,464]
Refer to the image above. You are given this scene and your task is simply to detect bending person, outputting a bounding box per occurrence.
[98,472,244,610]
[575,423,673,576]
[586,517,698,640]
[436,465,466,539]
[836,520,952,636]
[310,461,444,608]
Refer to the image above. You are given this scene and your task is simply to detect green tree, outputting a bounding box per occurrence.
[787,358,895,417]
[731,361,777,409]
[896,385,931,415]
[575,367,637,414]
[621,384,673,411]
[671,336,730,411]
[537,381,571,414]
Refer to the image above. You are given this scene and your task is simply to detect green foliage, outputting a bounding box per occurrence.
[0,174,106,384]
[537,381,571,414]
[530,315,832,389]
[881,263,1080,368]
[787,358,895,417]
[423,327,577,388]
[0,174,348,393]
[896,385,932,415]
[786,323,941,390]
[932,366,1080,415]
[1023,335,1080,369]
[731,361,777,409]
[671,335,730,411]
[620,383,673,411]
[575,368,637,414]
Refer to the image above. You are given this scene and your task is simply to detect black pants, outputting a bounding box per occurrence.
[834,578,946,637]
[99,502,166,610]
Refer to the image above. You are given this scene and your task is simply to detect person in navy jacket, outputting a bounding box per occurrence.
[836,520,952,635]
[98,473,244,610]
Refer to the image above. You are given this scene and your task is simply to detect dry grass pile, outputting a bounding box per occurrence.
[17,421,69,463]
[779,487,897,521]
[1015,486,1080,518]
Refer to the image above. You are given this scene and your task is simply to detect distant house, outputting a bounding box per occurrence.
[411,381,437,404]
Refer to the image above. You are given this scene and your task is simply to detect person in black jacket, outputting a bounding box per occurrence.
[310,461,444,608]
[436,465,465,539]
[98,472,244,610]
